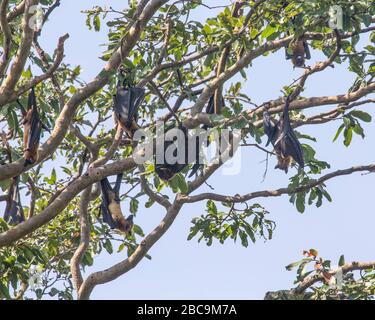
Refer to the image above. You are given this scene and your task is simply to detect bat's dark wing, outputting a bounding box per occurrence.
[189,96,216,177]
[206,95,215,114]
[304,42,311,60]
[202,95,215,130]
[113,173,123,196]
[4,177,25,225]
[28,87,37,110]
[188,149,202,178]
[100,178,118,229]
[188,167,199,178]
[263,109,278,147]
[276,96,304,168]
[128,87,145,125]
[114,86,145,127]
[114,86,132,126]
[27,105,42,149]
[17,99,27,117]
[278,95,292,135]
[284,130,304,167]
[156,126,189,180]
[188,129,210,178]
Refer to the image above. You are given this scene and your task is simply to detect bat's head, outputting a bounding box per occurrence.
[275,163,288,173]
[275,155,293,173]
[120,215,134,235]
[123,121,139,140]
[155,166,176,181]
[24,150,38,167]
[293,55,305,68]
[24,158,34,167]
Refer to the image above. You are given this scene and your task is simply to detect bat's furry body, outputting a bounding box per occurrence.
[155,125,190,181]
[113,85,145,138]
[23,88,42,166]
[100,174,133,234]
[263,96,304,173]
[286,39,311,68]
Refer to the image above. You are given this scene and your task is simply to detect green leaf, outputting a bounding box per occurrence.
[118,243,126,253]
[338,254,345,267]
[50,168,57,184]
[349,110,372,123]
[353,124,365,138]
[244,225,256,243]
[333,124,345,142]
[344,127,353,146]
[103,239,113,254]
[176,174,188,194]
[130,199,139,214]
[296,193,306,213]
[187,226,199,241]
[261,25,277,39]
[93,15,101,31]
[239,231,248,248]
[285,261,302,271]
[133,224,145,237]
[206,200,217,215]
[0,282,10,299]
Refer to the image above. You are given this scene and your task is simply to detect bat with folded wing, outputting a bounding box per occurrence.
[22,88,42,167]
[4,176,25,225]
[263,95,304,173]
[100,173,133,234]
[113,82,145,139]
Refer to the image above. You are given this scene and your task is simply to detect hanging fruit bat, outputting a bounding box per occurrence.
[285,39,311,68]
[281,1,311,68]
[263,96,304,173]
[100,173,133,234]
[22,88,42,167]
[113,82,145,139]
[155,125,190,181]
[4,176,25,225]
[188,94,225,178]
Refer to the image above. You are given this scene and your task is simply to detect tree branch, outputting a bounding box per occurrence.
[70,185,92,292]
[0,0,168,181]
[294,99,375,128]
[0,0,12,79]
[179,164,375,204]
[77,200,183,300]
[6,0,26,22]
[139,166,172,209]
[293,261,375,294]
[90,125,123,169]
[290,29,342,100]
[0,0,39,97]
[190,36,294,116]
[12,33,69,98]
[0,156,137,247]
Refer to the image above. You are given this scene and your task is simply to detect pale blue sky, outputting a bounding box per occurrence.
[37,1,375,299]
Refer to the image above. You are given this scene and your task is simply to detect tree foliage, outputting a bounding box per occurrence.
[0,0,374,300]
